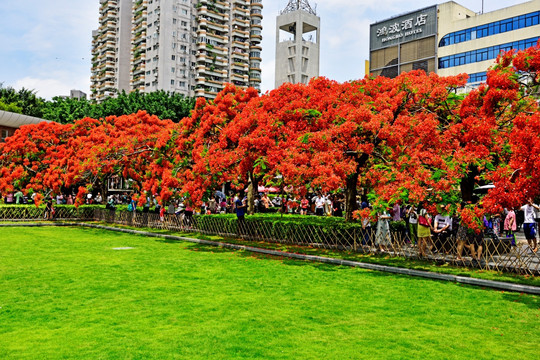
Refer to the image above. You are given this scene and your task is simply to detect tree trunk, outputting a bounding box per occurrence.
[345,172,359,222]
[344,153,368,222]
[101,180,108,204]
[247,173,259,215]
[460,166,479,204]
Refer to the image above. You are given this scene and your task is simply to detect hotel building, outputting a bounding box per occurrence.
[369,0,540,88]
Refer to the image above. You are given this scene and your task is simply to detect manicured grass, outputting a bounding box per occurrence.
[1,227,538,359]
[87,221,540,287]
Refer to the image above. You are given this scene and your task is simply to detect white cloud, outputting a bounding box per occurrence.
[14,75,89,100]
[261,58,276,94]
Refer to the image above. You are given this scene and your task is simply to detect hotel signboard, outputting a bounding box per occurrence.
[370,6,437,51]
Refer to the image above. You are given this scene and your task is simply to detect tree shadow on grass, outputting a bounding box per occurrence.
[155,233,217,244]
[501,292,539,310]
[181,243,540,299]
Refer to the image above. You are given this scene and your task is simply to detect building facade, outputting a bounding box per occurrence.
[91,0,263,101]
[0,110,51,143]
[275,0,320,88]
[369,0,540,88]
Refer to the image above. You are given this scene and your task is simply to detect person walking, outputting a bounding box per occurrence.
[504,207,517,246]
[14,189,24,204]
[521,198,540,253]
[235,192,247,235]
[314,193,325,216]
[300,196,309,215]
[406,205,418,245]
[417,209,433,258]
[44,198,54,220]
[375,210,392,253]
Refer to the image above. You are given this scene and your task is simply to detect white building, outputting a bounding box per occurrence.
[91,0,263,101]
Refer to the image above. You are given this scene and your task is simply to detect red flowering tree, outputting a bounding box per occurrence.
[0,111,174,206]
[469,43,540,214]
[272,72,467,220]
[141,84,260,210]
[0,119,99,204]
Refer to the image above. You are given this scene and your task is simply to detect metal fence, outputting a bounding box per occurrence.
[92,209,540,276]
[0,206,95,222]
[1,206,539,276]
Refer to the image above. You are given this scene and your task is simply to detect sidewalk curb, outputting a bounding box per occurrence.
[3,222,540,295]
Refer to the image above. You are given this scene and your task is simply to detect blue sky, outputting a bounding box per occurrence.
[0,0,526,99]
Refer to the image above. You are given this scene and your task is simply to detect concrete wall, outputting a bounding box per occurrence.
[117,0,133,93]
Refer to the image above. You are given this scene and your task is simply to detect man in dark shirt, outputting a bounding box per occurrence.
[235,192,247,235]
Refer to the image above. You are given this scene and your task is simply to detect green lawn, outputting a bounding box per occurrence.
[0,227,538,359]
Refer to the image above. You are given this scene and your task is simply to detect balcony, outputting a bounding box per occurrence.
[231,72,248,81]
[232,17,249,27]
[250,0,263,9]
[198,6,229,21]
[250,9,262,18]
[232,6,249,17]
[206,21,228,32]
[105,20,117,30]
[232,30,249,39]
[232,62,249,71]
[232,41,248,50]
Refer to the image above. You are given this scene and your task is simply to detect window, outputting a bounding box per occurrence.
[172,55,176,60]
[439,11,540,48]
[438,36,539,69]
[467,72,487,83]
[1,129,9,141]
[171,79,175,85]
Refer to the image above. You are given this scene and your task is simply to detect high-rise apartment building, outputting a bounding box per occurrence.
[90,0,263,101]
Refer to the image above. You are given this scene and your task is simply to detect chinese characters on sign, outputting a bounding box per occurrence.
[376,13,428,42]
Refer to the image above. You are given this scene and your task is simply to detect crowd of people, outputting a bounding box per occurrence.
[3,188,540,256]
[364,198,540,259]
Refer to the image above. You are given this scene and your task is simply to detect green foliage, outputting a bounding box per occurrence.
[0,99,22,113]
[41,90,196,124]
[0,83,45,117]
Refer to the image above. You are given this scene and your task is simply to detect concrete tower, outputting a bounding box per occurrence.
[275,0,320,88]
